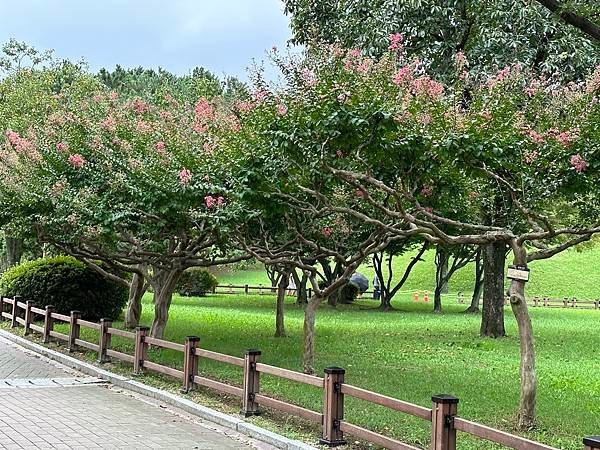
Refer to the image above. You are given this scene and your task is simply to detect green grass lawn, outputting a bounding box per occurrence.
[45,292,600,450]
[214,245,600,300]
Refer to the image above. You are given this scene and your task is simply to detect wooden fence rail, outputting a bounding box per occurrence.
[1,295,598,450]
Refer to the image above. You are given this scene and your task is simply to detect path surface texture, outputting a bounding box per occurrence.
[0,337,264,449]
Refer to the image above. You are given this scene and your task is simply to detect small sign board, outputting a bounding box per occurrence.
[507,265,530,282]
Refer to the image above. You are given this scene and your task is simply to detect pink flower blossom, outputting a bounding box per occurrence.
[277,104,288,116]
[455,52,467,69]
[355,188,366,198]
[348,49,361,58]
[155,141,166,151]
[322,226,333,237]
[300,68,318,87]
[525,129,545,144]
[570,154,588,173]
[216,196,225,207]
[128,158,142,169]
[412,76,444,99]
[68,154,85,168]
[253,89,269,102]
[179,168,192,185]
[203,141,215,153]
[5,130,34,153]
[109,91,119,101]
[420,185,433,197]
[418,113,433,125]
[388,33,404,51]
[524,86,537,97]
[132,99,149,115]
[135,120,152,133]
[555,131,577,147]
[100,115,117,132]
[424,207,433,214]
[204,195,215,208]
[336,150,344,158]
[524,150,539,164]
[56,142,69,152]
[393,67,412,85]
[92,94,104,102]
[235,101,254,112]
[195,98,214,122]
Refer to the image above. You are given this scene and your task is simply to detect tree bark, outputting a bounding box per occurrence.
[433,286,443,313]
[465,248,483,313]
[435,245,449,294]
[508,244,537,429]
[275,271,288,337]
[480,242,506,337]
[293,271,308,305]
[5,236,23,268]
[303,295,322,374]
[149,269,183,339]
[534,0,600,41]
[124,272,146,329]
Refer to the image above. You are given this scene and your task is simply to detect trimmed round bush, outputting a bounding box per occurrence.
[0,256,128,320]
[177,269,218,297]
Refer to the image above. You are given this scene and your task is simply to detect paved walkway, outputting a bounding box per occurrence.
[0,338,269,449]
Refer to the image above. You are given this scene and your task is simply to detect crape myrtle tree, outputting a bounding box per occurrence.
[223,43,600,426]
[0,87,247,338]
[283,0,600,336]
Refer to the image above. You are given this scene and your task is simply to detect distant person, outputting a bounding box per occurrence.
[373,274,381,300]
[287,276,296,296]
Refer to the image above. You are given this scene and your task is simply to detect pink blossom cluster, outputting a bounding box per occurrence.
[204,195,225,208]
[155,141,166,151]
[300,68,318,87]
[393,67,412,85]
[100,115,117,132]
[523,150,539,164]
[455,52,467,69]
[68,154,85,168]
[235,101,255,113]
[322,226,333,237]
[131,99,150,115]
[277,104,288,116]
[570,154,588,173]
[135,120,152,133]
[194,98,215,133]
[420,185,433,197]
[412,76,444,99]
[487,66,511,89]
[5,130,34,153]
[388,33,403,51]
[355,188,366,198]
[525,129,545,144]
[56,142,69,152]
[179,168,192,185]
[253,89,269,102]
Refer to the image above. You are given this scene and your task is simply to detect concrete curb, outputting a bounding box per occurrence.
[0,329,318,450]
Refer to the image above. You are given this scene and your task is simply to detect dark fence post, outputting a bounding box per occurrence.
[0,296,4,320]
[68,310,81,352]
[431,395,458,450]
[134,326,149,374]
[43,305,55,343]
[181,336,200,393]
[241,349,261,416]
[98,319,112,363]
[584,436,600,450]
[244,284,249,295]
[23,301,34,336]
[11,296,21,328]
[321,367,346,447]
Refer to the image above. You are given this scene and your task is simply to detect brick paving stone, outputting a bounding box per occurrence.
[0,337,274,449]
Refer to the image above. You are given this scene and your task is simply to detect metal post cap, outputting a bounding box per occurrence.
[432,394,459,404]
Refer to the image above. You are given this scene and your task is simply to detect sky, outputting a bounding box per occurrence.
[0,0,293,81]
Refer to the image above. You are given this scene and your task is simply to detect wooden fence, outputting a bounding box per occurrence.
[1,295,598,450]
[217,284,600,310]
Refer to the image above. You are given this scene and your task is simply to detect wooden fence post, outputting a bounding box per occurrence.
[98,318,112,363]
[321,367,346,447]
[134,326,149,374]
[43,305,55,343]
[11,296,21,328]
[241,349,261,416]
[572,298,577,308]
[0,296,4,320]
[181,336,200,393]
[23,301,34,336]
[595,300,599,310]
[244,284,249,295]
[68,310,81,352]
[533,297,539,307]
[431,394,458,450]
[544,297,549,307]
[584,436,600,450]
[563,297,568,308]
[258,283,264,295]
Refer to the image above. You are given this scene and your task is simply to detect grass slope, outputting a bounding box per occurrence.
[215,245,600,300]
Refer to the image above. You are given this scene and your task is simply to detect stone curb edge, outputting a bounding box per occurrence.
[0,329,317,450]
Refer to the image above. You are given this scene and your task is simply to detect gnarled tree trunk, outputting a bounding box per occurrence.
[5,236,23,268]
[293,271,308,305]
[480,242,506,337]
[508,244,536,429]
[275,271,289,337]
[150,269,183,339]
[303,294,322,374]
[124,272,146,329]
[435,245,449,294]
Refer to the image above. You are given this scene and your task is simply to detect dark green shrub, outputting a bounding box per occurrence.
[177,269,218,297]
[0,256,128,320]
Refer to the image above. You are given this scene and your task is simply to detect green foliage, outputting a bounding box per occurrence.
[0,256,127,320]
[283,0,600,83]
[176,269,219,297]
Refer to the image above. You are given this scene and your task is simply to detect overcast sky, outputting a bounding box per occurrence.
[0,0,293,80]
